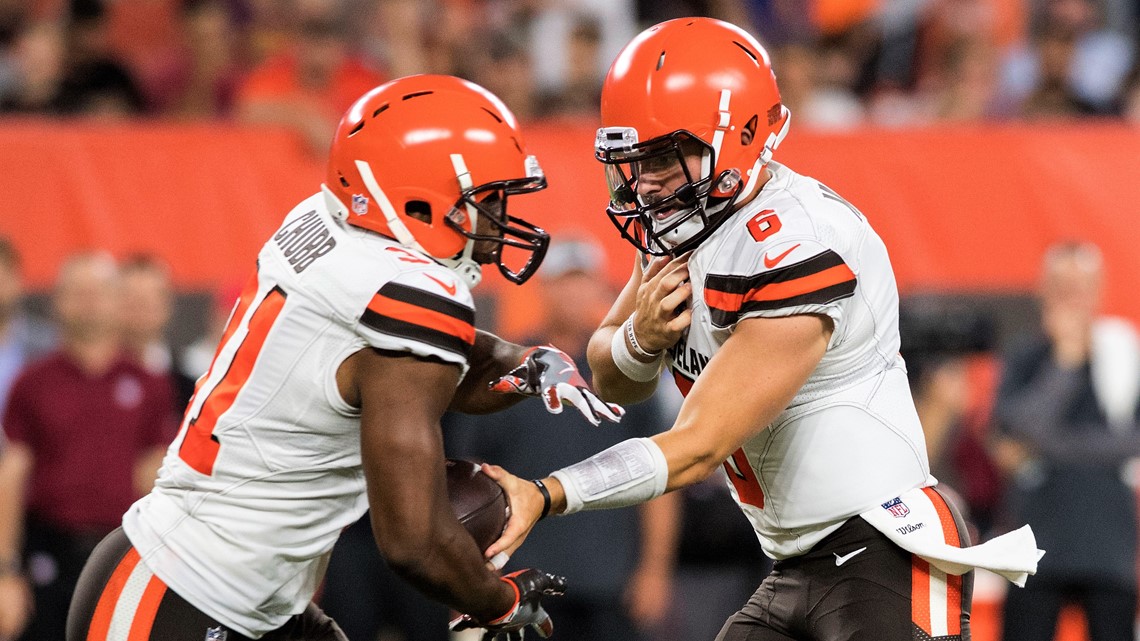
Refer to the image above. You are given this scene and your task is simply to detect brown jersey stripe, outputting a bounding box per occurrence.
[709,280,856,327]
[377,282,474,325]
[360,310,473,359]
[366,293,476,345]
[704,249,848,295]
[706,263,856,312]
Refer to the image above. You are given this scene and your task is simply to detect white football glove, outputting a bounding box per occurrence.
[489,346,624,426]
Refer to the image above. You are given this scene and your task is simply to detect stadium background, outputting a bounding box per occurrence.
[1,0,1139,639]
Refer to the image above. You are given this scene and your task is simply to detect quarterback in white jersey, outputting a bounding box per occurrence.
[487,18,1041,641]
[67,76,622,641]
[663,160,930,559]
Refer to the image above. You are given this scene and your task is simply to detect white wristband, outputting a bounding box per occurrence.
[610,321,663,382]
[550,438,670,515]
[624,313,661,359]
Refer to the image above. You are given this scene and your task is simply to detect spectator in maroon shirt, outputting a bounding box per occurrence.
[0,252,174,641]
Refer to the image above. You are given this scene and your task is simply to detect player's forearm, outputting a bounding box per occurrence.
[450,330,529,414]
[586,324,660,405]
[374,508,515,621]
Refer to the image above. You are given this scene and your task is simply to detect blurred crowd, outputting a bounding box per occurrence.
[2,0,1140,156]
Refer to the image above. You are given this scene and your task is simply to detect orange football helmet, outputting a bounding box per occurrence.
[323,74,549,286]
[595,18,790,256]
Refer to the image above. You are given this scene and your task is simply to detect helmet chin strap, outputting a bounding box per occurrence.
[444,153,483,288]
[658,213,704,249]
[321,183,349,221]
[349,160,484,288]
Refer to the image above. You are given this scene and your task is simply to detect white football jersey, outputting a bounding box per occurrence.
[666,162,931,560]
[122,193,477,636]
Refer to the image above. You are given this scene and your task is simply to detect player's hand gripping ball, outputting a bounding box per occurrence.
[447,459,511,553]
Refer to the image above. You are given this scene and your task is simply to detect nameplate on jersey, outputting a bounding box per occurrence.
[274,210,337,273]
[668,333,711,380]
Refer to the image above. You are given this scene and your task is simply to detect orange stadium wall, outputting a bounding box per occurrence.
[2,119,1139,330]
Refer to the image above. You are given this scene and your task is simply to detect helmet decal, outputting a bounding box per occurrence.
[354,159,421,251]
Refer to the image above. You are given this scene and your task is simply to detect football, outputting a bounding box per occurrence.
[446,458,510,552]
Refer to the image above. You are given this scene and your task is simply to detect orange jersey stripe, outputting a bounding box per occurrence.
[367,293,476,345]
[705,263,856,312]
[87,548,141,641]
[924,487,964,634]
[946,573,963,635]
[127,574,168,641]
[912,556,932,635]
[743,264,856,303]
[923,486,961,546]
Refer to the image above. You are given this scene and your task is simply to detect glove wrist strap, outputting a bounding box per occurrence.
[489,576,522,625]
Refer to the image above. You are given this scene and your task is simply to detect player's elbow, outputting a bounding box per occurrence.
[658,433,728,491]
[371,512,433,573]
[687,451,726,485]
[384,551,430,582]
[376,534,432,579]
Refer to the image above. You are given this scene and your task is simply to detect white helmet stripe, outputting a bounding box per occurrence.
[354,159,424,251]
[708,89,732,177]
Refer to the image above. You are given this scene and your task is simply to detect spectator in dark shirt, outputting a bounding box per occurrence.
[0,252,174,641]
[119,253,175,377]
[995,241,1140,641]
[0,237,54,640]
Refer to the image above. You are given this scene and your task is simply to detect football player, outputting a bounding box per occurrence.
[481,18,1043,641]
[65,75,621,641]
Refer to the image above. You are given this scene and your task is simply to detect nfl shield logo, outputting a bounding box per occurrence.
[881,497,910,518]
[205,627,228,641]
[351,194,369,215]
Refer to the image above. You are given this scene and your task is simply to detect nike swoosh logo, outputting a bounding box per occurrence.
[763,243,801,269]
[425,274,457,296]
[834,547,867,566]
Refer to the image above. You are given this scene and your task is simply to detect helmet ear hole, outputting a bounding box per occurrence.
[405,200,432,224]
[742,115,758,146]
